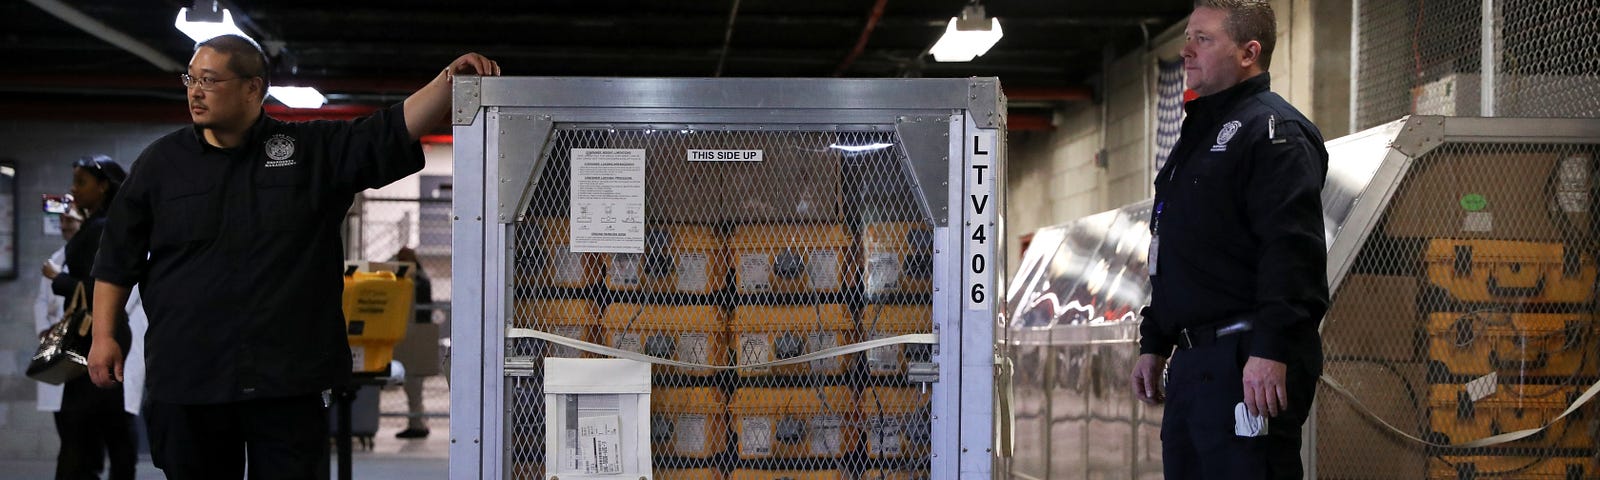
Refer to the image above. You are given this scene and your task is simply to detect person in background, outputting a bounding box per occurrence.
[43,156,140,480]
[87,32,499,478]
[34,203,80,429]
[392,246,435,439]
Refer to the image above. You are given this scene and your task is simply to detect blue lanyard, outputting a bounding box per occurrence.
[1152,201,1166,235]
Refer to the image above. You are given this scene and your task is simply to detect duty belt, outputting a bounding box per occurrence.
[1176,317,1253,349]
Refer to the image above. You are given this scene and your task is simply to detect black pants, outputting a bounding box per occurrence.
[1161,332,1322,480]
[145,394,329,480]
[52,408,137,480]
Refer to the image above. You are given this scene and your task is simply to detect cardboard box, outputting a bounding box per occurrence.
[1316,361,1429,479]
[1383,151,1593,242]
[721,132,842,222]
[1323,275,1422,362]
[628,132,729,223]
[624,131,844,222]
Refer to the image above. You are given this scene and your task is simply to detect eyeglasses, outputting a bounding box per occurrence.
[180,73,243,91]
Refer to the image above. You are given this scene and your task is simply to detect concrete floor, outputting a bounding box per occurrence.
[2,377,451,480]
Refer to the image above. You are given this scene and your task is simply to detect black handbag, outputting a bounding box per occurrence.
[26,282,94,385]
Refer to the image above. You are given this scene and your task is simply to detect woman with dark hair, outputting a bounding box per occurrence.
[42,155,137,480]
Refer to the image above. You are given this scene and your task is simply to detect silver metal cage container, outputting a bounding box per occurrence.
[450,77,1008,480]
[1003,116,1600,479]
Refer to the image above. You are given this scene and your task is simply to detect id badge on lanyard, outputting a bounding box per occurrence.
[1148,201,1164,276]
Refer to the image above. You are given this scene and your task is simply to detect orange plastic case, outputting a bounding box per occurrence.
[730,304,855,377]
[652,387,729,458]
[513,299,599,359]
[1424,239,1597,304]
[601,304,727,377]
[602,224,728,294]
[728,387,857,459]
[1424,312,1597,378]
[730,224,856,294]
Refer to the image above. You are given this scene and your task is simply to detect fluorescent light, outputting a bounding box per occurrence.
[174,7,249,43]
[828,142,895,153]
[268,86,326,109]
[930,5,1003,62]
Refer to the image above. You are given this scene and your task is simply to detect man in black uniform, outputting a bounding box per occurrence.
[1129,1,1329,479]
[85,34,499,478]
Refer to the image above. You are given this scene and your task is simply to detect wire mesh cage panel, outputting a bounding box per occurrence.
[1318,121,1600,479]
[1354,0,1600,131]
[451,77,1006,480]
[505,128,933,479]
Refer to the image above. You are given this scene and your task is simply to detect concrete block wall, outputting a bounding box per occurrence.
[0,121,181,459]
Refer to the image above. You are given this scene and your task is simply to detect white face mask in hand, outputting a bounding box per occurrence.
[1234,402,1268,437]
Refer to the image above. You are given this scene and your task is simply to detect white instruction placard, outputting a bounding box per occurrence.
[570,148,647,253]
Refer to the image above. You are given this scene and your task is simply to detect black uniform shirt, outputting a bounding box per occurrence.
[1140,74,1331,362]
[93,103,423,404]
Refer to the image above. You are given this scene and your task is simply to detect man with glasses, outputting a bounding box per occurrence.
[86,33,500,479]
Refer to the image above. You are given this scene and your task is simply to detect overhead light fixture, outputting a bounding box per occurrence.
[174,2,249,43]
[267,86,327,109]
[930,4,1003,62]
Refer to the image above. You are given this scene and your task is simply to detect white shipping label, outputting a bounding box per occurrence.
[1559,155,1591,191]
[807,250,841,290]
[676,252,711,292]
[613,332,643,353]
[570,148,647,253]
[552,246,585,283]
[808,415,844,455]
[738,333,772,373]
[1463,211,1493,232]
[674,414,709,455]
[678,332,711,374]
[350,345,365,371]
[867,332,903,373]
[549,325,585,358]
[688,149,764,162]
[1467,372,1499,402]
[1557,192,1589,213]
[868,415,904,456]
[578,415,623,474]
[740,416,774,455]
[739,253,772,292]
[608,253,642,287]
[807,332,841,372]
[865,252,902,293]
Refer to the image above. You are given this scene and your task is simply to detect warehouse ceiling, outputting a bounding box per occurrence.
[3,0,1192,127]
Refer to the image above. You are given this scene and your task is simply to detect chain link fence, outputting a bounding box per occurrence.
[346,192,454,440]
[1354,0,1600,130]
